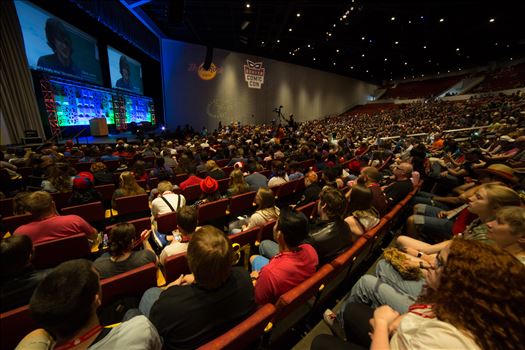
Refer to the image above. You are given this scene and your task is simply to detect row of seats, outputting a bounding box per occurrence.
[344,103,397,116]
[6,157,316,215]
[0,173,323,270]
[0,158,322,234]
[382,75,465,99]
[197,183,421,349]
[1,171,310,234]
[0,184,419,349]
[471,62,525,93]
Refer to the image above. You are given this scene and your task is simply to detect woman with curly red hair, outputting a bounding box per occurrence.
[313,238,525,350]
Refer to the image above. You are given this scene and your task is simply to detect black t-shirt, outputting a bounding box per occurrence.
[93,250,157,279]
[150,267,256,350]
[384,179,413,208]
[307,219,352,265]
[296,183,322,207]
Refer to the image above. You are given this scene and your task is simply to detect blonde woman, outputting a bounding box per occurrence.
[227,169,250,197]
[112,171,146,208]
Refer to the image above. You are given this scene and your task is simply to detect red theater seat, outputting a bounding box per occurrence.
[227,191,256,217]
[2,213,33,234]
[32,233,91,269]
[114,194,150,218]
[163,252,191,283]
[100,262,158,306]
[0,305,37,350]
[197,303,276,350]
[198,198,229,225]
[60,201,105,227]
[157,211,177,233]
[257,220,276,243]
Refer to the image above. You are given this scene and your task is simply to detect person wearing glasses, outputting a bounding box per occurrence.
[384,162,414,208]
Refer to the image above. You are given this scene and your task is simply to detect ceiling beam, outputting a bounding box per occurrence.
[120,0,167,39]
[127,0,152,9]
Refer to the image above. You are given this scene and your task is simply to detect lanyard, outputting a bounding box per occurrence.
[408,303,435,319]
[54,325,102,350]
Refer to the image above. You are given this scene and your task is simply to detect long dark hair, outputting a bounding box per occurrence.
[108,223,135,257]
[346,183,373,214]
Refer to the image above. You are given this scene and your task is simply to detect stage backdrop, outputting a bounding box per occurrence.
[161,39,378,130]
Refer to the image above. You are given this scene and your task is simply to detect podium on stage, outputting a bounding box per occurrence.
[89,118,108,137]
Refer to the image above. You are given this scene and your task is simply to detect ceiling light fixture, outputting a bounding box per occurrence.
[391,16,396,21]
[395,41,399,44]
[439,18,444,22]
[404,62,408,65]
[289,28,292,32]
[277,39,280,43]
[423,45,427,49]
[245,3,250,8]
[456,47,460,51]
[489,18,495,23]
[296,13,301,17]
[361,36,365,40]
[313,57,316,61]
[336,49,340,53]
[361,53,365,57]
[350,66,354,69]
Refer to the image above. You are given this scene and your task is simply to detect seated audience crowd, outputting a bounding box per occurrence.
[0,92,524,350]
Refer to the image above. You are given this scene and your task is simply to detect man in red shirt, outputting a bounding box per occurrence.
[179,165,203,190]
[13,191,98,244]
[249,208,318,305]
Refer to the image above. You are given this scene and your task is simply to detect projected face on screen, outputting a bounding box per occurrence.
[37,18,79,75]
[108,47,144,94]
[116,56,133,90]
[14,0,103,85]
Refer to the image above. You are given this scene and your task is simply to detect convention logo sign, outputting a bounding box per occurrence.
[198,63,219,80]
[243,60,265,89]
[188,63,222,80]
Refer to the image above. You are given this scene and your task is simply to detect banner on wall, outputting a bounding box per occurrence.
[243,60,265,89]
[187,63,222,80]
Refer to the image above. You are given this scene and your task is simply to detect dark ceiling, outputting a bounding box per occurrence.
[128,0,525,84]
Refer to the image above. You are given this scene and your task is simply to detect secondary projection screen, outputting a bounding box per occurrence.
[48,78,155,127]
[108,46,144,95]
[14,0,103,85]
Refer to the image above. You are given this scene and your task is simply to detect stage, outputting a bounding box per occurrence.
[56,132,141,145]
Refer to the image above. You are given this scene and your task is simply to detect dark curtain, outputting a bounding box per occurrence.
[0,0,46,144]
